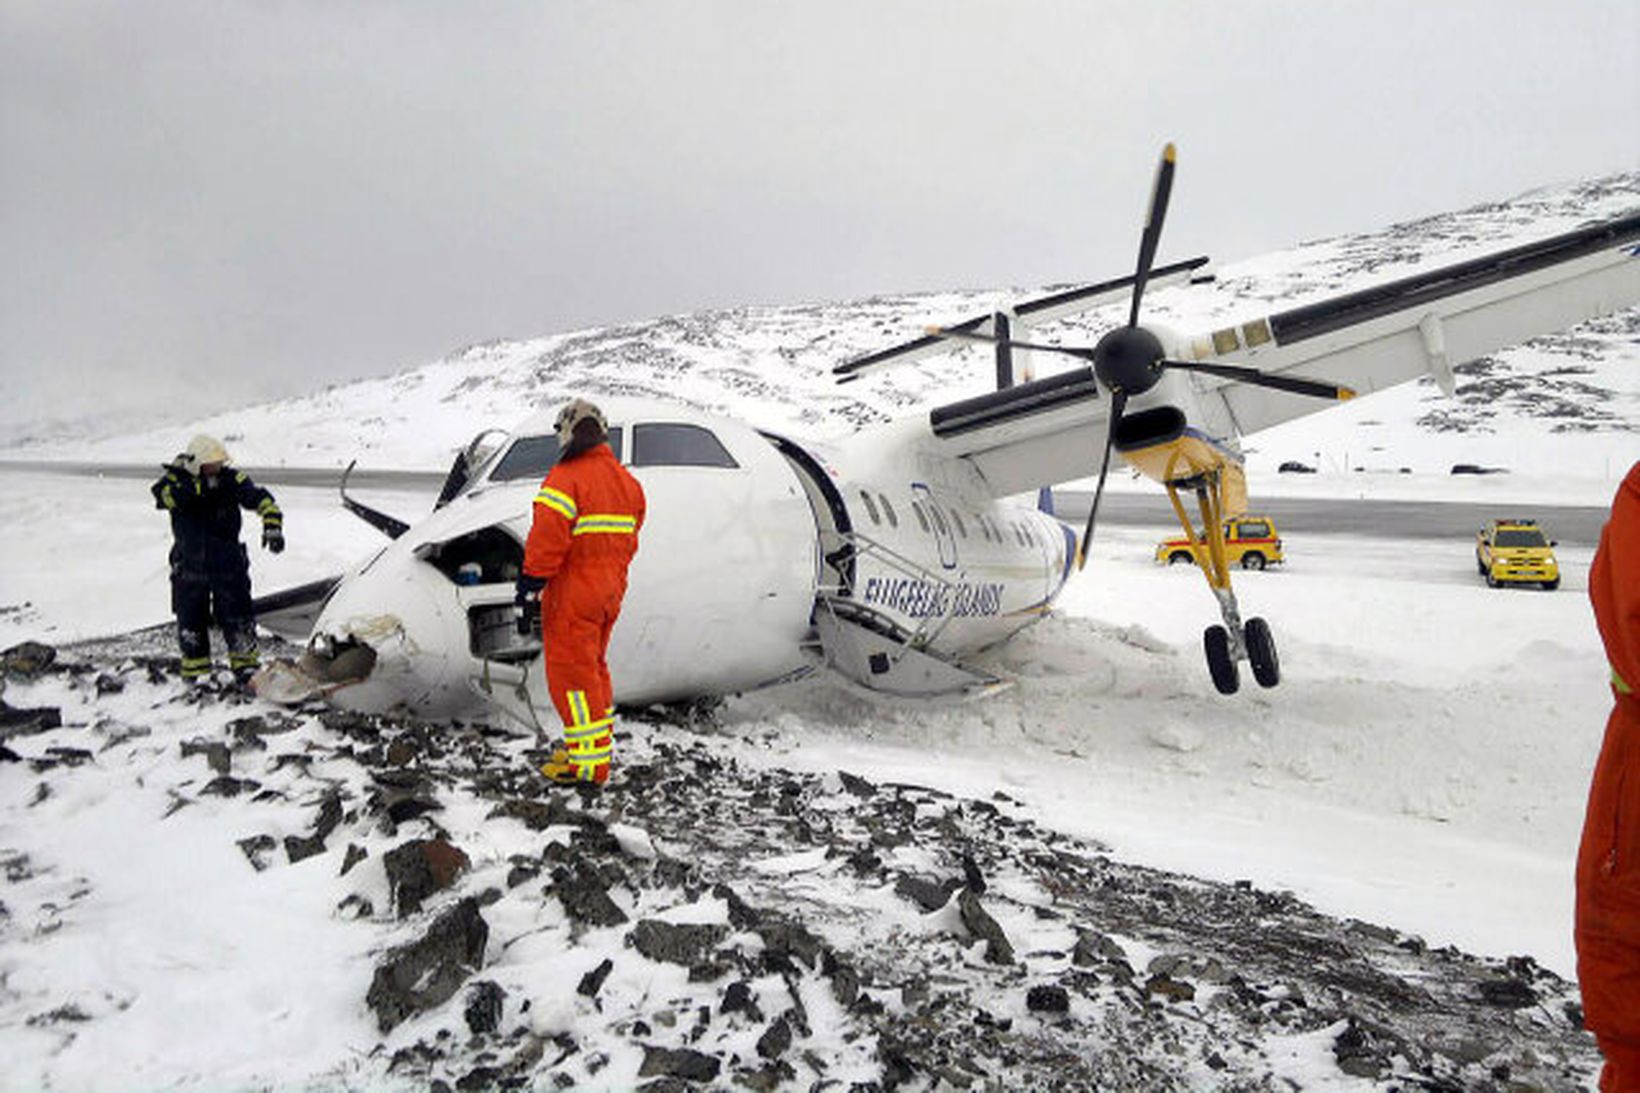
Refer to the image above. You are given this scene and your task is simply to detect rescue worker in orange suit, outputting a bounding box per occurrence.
[516,400,645,785]
[150,434,284,686]
[1578,459,1640,1091]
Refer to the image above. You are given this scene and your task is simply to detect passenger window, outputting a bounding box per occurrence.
[859,491,881,525]
[928,504,951,537]
[1240,521,1270,538]
[879,494,898,528]
[629,423,739,468]
[949,509,968,539]
[912,502,931,533]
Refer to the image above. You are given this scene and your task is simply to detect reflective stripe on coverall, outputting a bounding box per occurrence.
[522,443,645,783]
[1578,460,1640,1092]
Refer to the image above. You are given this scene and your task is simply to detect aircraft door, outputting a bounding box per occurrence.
[912,483,958,570]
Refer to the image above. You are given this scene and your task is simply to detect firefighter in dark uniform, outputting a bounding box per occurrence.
[150,435,284,685]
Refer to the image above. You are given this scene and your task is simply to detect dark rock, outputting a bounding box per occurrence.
[180,738,231,774]
[0,705,62,737]
[957,889,1014,965]
[1026,985,1070,1014]
[200,776,259,798]
[688,960,729,983]
[638,1045,721,1082]
[823,950,860,1007]
[710,882,760,930]
[756,1016,792,1060]
[338,894,373,920]
[838,770,876,797]
[384,838,471,918]
[366,897,489,1033]
[961,852,986,894]
[238,835,277,871]
[311,790,344,841]
[464,980,506,1035]
[340,844,368,876]
[1478,978,1537,1008]
[1144,974,1196,1003]
[721,980,764,1022]
[893,873,956,912]
[630,919,728,966]
[552,860,629,928]
[1072,931,1124,968]
[285,833,327,864]
[94,673,125,695]
[2,641,56,678]
[577,958,614,998]
[1332,1020,1390,1079]
[756,920,823,970]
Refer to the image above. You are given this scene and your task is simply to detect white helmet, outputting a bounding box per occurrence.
[184,434,231,466]
[554,399,607,447]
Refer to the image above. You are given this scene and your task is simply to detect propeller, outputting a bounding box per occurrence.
[925,142,1355,570]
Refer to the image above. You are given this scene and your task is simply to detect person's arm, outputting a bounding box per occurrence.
[522,471,575,580]
[1593,465,1640,693]
[233,471,284,552]
[151,465,198,511]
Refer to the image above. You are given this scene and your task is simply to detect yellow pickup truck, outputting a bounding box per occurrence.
[1476,519,1559,590]
[1156,516,1284,570]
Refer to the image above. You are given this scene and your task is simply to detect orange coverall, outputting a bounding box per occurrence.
[1578,460,1640,1091]
[522,443,646,783]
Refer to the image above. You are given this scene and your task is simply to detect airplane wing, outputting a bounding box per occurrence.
[253,576,341,641]
[1187,212,1640,438]
[919,213,1640,498]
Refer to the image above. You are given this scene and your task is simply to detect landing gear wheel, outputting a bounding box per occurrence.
[1244,616,1280,688]
[1204,625,1240,695]
[1241,553,1266,571]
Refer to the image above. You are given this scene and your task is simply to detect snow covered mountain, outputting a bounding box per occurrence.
[6,173,1637,483]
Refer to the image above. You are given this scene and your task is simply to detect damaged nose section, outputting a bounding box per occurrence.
[253,633,379,705]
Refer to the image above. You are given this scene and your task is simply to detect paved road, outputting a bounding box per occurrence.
[0,461,1614,544]
[0,459,442,491]
[1050,490,1612,544]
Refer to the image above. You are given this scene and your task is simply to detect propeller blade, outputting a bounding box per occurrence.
[994,312,1014,389]
[1128,143,1177,328]
[1076,389,1127,571]
[1162,359,1357,401]
[925,325,1097,363]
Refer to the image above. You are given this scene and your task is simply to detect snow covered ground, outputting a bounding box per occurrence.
[0,470,1613,974]
[0,467,1619,1089]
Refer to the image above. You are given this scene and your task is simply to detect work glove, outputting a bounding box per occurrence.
[515,575,546,636]
[153,466,197,510]
[515,575,546,606]
[262,524,285,553]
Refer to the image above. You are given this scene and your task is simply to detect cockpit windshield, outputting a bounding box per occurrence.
[1495,528,1547,548]
[487,427,625,483]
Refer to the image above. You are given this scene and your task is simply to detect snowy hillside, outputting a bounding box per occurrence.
[6,174,1637,490]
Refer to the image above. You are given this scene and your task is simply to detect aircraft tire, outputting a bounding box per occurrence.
[1245,616,1280,688]
[1204,625,1240,695]
[1241,553,1266,571]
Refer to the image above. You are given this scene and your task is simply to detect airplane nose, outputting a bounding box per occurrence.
[297,559,464,716]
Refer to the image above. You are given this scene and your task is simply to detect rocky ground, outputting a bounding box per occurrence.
[0,631,1607,1091]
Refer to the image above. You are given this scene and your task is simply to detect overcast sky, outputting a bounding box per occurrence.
[2,1,1636,440]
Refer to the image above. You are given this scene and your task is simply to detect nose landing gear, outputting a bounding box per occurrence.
[1167,472,1281,695]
